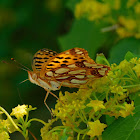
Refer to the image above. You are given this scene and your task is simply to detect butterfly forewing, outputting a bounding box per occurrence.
[39,48,110,88]
[32,48,57,72]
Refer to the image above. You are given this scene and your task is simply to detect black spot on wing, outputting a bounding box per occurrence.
[63,60,69,63]
[75,61,85,68]
[65,57,71,59]
[34,57,43,59]
[91,69,103,77]
[44,57,49,59]
[56,56,64,59]
[52,61,60,63]
[35,64,42,67]
[61,64,67,67]
[35,61,44,63]
[47,64,54,66]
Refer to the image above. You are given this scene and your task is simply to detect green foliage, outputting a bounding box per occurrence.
[58,19,108,58]
[103,106,140,140]
[109,38,140,64]
[0,0,140,139]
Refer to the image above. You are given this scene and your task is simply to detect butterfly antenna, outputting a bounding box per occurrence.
[19,79,29,84]
[11,58,31,71]
[2,60,29,72]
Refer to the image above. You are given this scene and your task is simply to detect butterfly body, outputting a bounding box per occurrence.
[28,71,60,91]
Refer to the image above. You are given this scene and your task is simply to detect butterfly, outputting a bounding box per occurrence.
[28,48,110,115]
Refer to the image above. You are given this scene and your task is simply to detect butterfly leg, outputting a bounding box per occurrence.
[49,91,60,101]
[44,91,54,117]
[49,90,64,105]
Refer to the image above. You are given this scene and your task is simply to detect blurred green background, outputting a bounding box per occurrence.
[0,0,140,139]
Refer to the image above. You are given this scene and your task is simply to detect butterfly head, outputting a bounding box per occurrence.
[28,71,38,85]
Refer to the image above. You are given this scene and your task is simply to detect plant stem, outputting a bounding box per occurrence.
[27,118,47,126]
[0,106,21,132]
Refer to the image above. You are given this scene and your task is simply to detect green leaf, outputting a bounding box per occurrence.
[133,91,140,106]
[129,91,140,106]
[125,51,136,61]
[96,53,110,66]
[103,105,140,140]
[58,19,108,58]
[105,115,115,126]
[109,38,140,64]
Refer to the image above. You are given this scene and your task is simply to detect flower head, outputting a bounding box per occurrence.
[119,102,135,118]
[130,57,138,64]
[118,59,131,71]
[87,120,107,137]
[1,119,17,133]
[0,131,10,140]
[87,100,105,112]
[10,105,28,119]
[41,119,58,140]
[110,85,127,95]
[133,64,140,77]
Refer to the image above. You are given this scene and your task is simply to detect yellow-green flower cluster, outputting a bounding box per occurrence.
[0,120,10,140]
[75,0,140,39]
[119,101,135,118]
[116,16,139,39]
[0,105,38,140]
[0,131,10,140]
[110,85,127,95]
[87,120,107,138]
[41,118,59,140]
[75,0,110,21]
[43,56,140,139]
[87,100,105,112]
[10,104,28,119]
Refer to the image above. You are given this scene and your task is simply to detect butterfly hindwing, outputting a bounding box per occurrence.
[32,48,57,72]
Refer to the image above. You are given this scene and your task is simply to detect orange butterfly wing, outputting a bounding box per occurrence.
[32,48,57,72]
[39,48,110,88]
